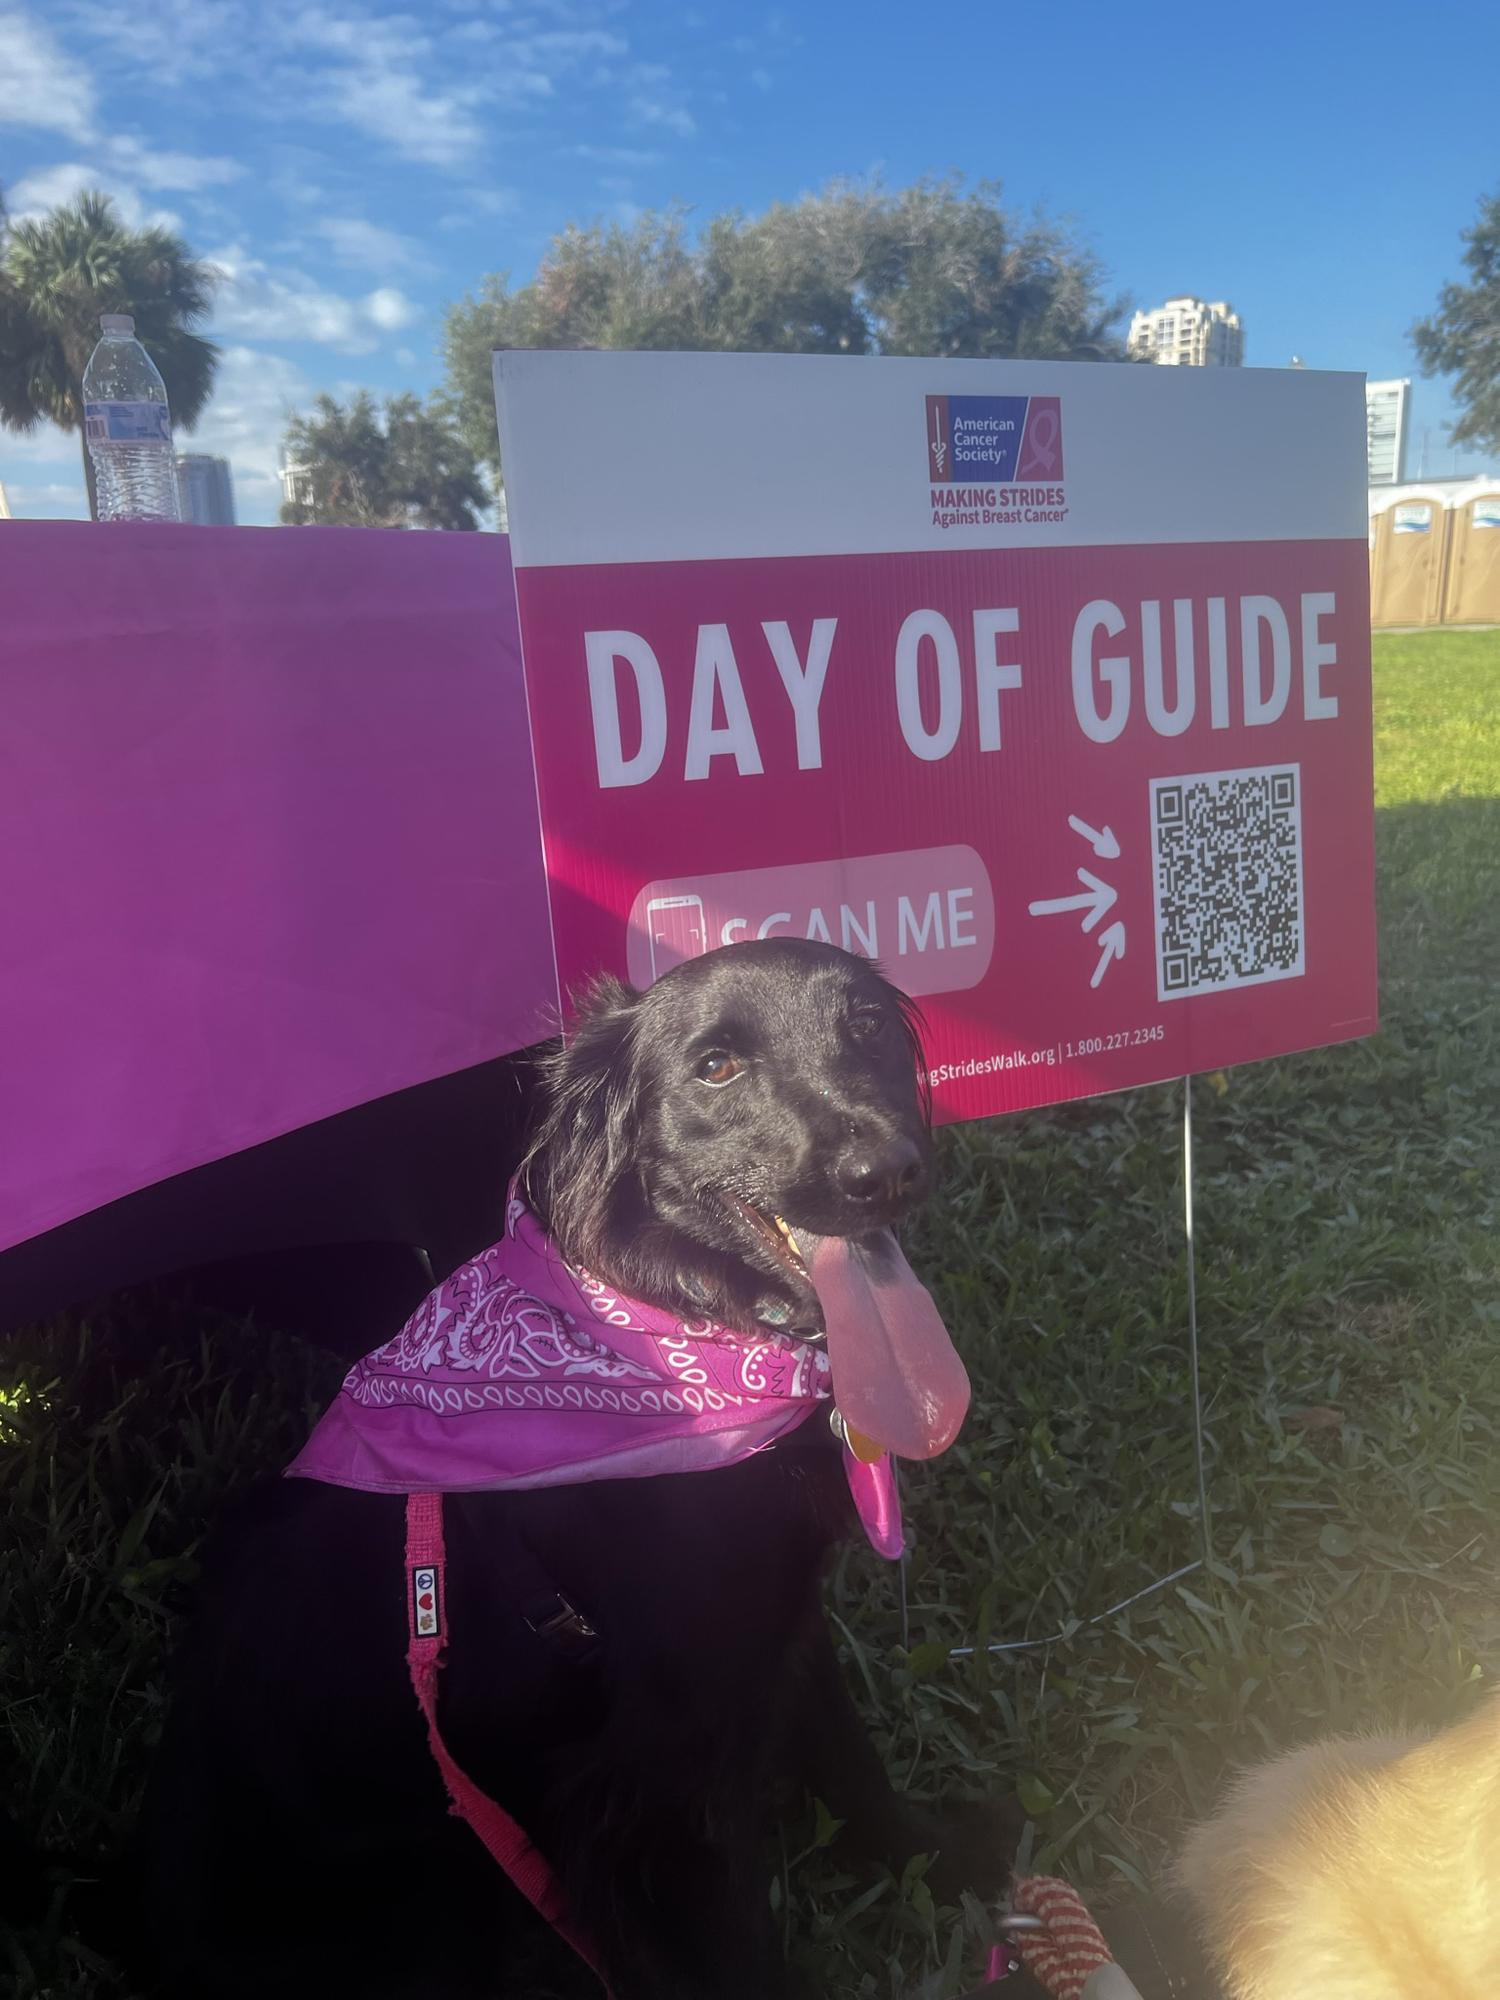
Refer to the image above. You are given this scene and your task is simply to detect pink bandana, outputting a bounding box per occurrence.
[288,1186,903,1559]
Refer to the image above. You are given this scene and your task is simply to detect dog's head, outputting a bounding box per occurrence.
[522,939,931,1335]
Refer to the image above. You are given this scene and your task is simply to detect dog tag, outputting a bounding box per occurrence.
[845,1418,886,1464]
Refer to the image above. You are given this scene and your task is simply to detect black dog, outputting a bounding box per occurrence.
[142,940,1013,1998]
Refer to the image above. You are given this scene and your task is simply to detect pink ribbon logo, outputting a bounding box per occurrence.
[1016,397,1064,482]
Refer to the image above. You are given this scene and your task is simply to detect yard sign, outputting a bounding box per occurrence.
[493,352,1376,1124]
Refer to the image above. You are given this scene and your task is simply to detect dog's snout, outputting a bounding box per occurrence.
[835,1137,925,1211]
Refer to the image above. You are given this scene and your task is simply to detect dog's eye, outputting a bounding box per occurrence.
[696,1051,745,1088]
[849,1009,887,1042]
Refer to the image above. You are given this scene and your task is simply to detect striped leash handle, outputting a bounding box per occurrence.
[988,1876,1143,2000]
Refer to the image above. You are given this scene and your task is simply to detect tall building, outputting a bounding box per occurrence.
[1128,297,1245,367]
[175,453,237,526]
[1365,379,1410,487]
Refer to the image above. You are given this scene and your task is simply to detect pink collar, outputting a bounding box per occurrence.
[288,1186,903,1559]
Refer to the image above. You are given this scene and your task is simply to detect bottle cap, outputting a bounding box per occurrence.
[100,314,135,335]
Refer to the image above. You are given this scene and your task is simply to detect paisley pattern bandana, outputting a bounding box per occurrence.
[287,1186,903,1559]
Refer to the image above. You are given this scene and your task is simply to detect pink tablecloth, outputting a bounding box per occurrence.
[0,522,557,1258]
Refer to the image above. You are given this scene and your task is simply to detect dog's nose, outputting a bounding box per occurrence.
[835,1138,925,1211]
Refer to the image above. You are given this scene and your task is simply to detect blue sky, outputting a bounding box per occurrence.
[1,0,1495,526]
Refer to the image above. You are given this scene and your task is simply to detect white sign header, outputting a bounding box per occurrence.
[495,350,1368,569]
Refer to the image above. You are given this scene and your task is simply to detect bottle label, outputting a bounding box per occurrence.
[84,401,172,445]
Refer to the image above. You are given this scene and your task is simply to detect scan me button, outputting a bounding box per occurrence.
[626,847,995,996]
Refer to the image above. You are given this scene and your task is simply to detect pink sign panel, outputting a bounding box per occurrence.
[0,522,555,1254]
[495,353,1377,1124]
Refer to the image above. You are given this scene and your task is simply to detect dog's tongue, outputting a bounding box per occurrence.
[798,1231,970,1461]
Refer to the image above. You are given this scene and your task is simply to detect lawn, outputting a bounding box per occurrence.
[4,628,1498,1997]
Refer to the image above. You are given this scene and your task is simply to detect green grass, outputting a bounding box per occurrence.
[4,627,1498,1998]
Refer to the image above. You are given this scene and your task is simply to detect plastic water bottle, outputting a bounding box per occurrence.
[82,314,182,522]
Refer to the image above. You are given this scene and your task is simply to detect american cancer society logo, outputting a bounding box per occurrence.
[925,394,1064,485]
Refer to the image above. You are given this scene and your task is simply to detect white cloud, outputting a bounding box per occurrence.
[4,478,89,520]
[205,245,421,352]
[0,421,84,466]
[285,9,492,169]
[435,20,626,79]
[6,163,182,232]
[750,66,771,91]
[5,139,241,235]
[271,7,648,170]
[266,146,341,213]
[623,62,695,138]
[435,187,520,230]
[0,424,88,519]
[0,7,96,141]
[60,0,248,86]
[628,96,695,137]
[6,164,90,217]
[568,143,664,167]
[184,343,314,516]
[104,137,244,192]
[364,285,419,330]
[314,216,431,274]
[510,27,626,61]
[45,0,653,182]
[435,187,518,228]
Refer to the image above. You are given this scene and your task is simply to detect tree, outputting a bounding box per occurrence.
[855,182,1124,362]
[442,177,1128,477]
[280,392,488,530]
[1412,189,1500,459]
[0,189,218,518]
[0,186,33,432]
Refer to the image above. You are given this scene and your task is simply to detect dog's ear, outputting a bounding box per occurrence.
[894,987,931,1122]
[558,977,641,1163]
[521,975,644,1263]
[870,968,931,1126]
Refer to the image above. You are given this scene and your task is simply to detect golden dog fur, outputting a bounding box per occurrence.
[1174,1698,1500,1998]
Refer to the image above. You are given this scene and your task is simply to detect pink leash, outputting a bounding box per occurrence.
[404,1496,1131,2000]
[404,1492,612,1994]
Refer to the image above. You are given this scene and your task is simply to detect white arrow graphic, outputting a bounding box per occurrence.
[1067,814,1120,860]
[1090,920,1126,988]
[1028,868,1118,934]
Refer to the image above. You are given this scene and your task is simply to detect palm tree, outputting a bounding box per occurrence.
[280,392,488,531]
[0,189,219,518]
[0,186,37,434]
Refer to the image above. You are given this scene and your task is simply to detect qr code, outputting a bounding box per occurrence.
[1151,765,1304,1001]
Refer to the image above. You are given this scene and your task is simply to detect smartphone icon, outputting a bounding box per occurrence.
[645,894,707,982]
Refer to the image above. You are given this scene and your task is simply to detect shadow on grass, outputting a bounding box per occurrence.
[1376,794,1500,989]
